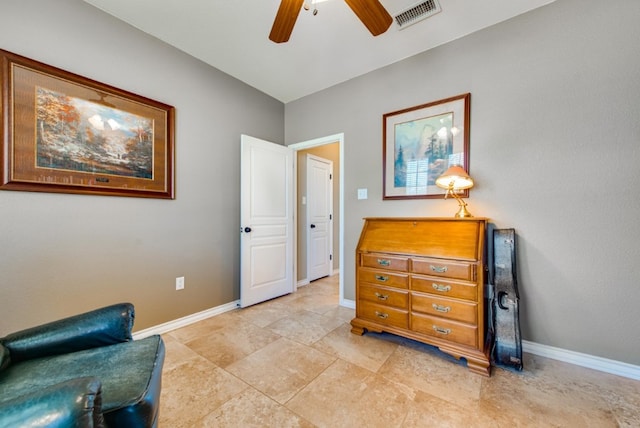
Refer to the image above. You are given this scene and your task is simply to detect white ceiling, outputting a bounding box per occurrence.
[82,0,555,103]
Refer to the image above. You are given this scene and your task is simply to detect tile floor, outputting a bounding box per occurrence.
[159,275,640,427]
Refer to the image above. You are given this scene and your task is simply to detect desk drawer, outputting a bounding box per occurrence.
[411,293,477,324]
[359,268,409,289]
[358,301,408,329]
[361,254,409,272]
[411,313,477,348]
[359,283,408,309]
[411,275,477,301]
[412,258,475,281]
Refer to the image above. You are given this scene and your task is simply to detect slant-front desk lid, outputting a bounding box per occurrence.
[357,217,487,261]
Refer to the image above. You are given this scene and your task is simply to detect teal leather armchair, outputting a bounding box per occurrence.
[0,303,165,427]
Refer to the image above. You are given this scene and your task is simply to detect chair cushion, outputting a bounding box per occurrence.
[0,335,164,426]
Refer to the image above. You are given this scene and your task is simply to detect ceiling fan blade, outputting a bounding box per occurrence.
[344,0,393,37]
[269,0,305,43]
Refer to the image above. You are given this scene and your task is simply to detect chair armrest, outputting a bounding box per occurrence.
[0,377,105,428]
[1,303,134,363]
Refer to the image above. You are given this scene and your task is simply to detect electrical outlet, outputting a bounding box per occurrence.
[175,276,185,290]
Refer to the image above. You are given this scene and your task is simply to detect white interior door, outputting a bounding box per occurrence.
[307,154,333,282]
[240,135,294,308]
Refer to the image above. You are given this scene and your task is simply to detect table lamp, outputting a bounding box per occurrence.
[435,165,474,218]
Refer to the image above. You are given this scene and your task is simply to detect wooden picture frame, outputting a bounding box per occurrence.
[1,49,175,199]
[383,93,470,200]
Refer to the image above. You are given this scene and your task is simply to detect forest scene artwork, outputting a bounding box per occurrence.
[383,94,470,200]
[1,49,174,199]
[36,87,154,179]
[393,112,455,192]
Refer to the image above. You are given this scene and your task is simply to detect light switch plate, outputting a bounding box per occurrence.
[357,188,368,200]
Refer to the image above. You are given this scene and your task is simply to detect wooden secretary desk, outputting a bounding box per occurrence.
[350,217,492,376]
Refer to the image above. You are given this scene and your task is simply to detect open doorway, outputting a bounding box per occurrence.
[289,133,347,307]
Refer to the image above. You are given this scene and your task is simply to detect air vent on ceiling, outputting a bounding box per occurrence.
[394,0,442,30]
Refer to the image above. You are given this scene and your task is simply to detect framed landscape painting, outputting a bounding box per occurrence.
[0,49,175,199]
[383,93,470,200]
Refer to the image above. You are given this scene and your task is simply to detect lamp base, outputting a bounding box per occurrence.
[451,193,473,218]
[454,204,474,218]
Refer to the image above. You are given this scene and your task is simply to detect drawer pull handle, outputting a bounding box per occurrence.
[375,275,389,282]
[377,259,391,267]
[430,265,448,273]
[432,304,451,313]
[375,311,389,319]
[432,283,451,292]
[374,292,389,301]
[433,325,451,335]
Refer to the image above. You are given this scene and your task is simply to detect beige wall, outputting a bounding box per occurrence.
[285,0,640,365]
[0,0,284,333]
[3,0,639,368]
[296,143,341,281]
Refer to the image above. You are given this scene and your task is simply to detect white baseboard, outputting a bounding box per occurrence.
[522,340,640,380]
[296,279,310,287]
[132,299,640,381]
[340,298,355,309]
[132,300,239,340]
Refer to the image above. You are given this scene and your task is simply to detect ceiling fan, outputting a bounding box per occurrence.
[269,0,393,43]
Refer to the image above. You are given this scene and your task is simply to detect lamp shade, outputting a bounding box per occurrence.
[435,165,474,190]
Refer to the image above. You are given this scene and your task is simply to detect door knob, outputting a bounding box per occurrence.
[244,227,252,233]
[310,224,316,228]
